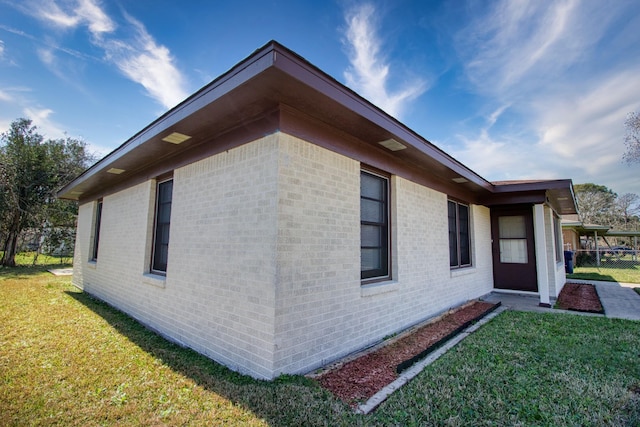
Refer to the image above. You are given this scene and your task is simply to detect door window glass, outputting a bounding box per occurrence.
[499,215,528,264]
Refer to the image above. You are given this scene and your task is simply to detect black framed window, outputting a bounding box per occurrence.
[448,200,471,268]
[91,200,102,261]
[361,170,390,281]
[151,179,173,274]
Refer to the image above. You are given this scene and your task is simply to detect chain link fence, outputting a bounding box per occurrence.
[573,248,639,269]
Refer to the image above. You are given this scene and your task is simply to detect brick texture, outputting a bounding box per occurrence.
[73,132,496,379]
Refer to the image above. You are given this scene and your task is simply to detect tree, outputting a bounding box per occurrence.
[574,183,617,225]
[623,111,640,164]
[0,118,94,266]
[574,183,640,237]
[615,193,640,231]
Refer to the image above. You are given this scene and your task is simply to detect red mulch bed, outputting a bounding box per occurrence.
[314,301,498,407]
[556,282,604,313]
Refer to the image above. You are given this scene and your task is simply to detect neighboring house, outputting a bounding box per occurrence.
[58,41,577,380]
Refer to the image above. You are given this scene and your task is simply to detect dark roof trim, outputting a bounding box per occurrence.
[57,40,577,216]
[57,45,277,198]
[270,45,494,191]
[58,41,496,199]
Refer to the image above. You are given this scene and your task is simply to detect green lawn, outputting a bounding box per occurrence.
[568,264,640,284]
[1,269,639,426]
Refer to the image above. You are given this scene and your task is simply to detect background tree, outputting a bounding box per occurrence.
[0,118,94,267]
[574,183,640,244]
[623,111,640,164]
[614,193,640,231]
[573,183,618,225]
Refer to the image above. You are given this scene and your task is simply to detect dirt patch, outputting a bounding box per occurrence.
[556,283,604,313]
[313,301,498,407]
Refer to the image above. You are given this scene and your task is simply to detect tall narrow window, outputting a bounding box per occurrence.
[361,170,390,281]
[448,200,471,268]
[553,214,563,262]
[91,200,102,261]
[152,179,173,274]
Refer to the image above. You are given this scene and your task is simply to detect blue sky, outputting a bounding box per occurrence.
[1,0,639,196]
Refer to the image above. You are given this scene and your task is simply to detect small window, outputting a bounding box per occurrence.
[361,170,390,281]
[151,179,173,274]
[448,200,471,268]
[91,200,103,261]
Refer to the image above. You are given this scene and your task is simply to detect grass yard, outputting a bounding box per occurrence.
[1,270,639,426]
[568,264,640,284]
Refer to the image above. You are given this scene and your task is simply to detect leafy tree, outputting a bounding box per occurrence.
[623,111,640,164]
[0,118,94,266]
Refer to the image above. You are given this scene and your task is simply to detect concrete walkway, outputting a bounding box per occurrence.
[575,279,640,321]
[485,280,640,321]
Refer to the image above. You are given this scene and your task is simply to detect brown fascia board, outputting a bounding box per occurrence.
[57,43,280,200]
[487,179,578,215]
[58,41,505,200]
[269,42,494,192]
[491,179,573,192]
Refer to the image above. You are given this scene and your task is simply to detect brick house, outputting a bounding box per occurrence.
[58,41,577,379]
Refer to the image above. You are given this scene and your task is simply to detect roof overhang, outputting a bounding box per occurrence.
[605,230,640,237]
[483,179,578,215]
[57,40,578,215]
[564,223,640,238]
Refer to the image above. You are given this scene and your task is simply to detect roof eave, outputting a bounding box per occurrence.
[58,41,496,201]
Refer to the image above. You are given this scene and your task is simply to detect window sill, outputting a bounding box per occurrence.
[87,261,97,270]
[142,273,166,289]
[361,280,398,297]
[450,266,475,278]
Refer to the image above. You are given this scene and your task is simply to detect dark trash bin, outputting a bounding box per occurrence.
[564,250,574,274]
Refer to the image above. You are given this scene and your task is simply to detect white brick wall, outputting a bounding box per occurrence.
[271,135,494,375]
[73,132,495,379]
[74,136,281,379]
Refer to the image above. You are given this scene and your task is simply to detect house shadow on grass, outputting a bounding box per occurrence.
[64,289,357,426]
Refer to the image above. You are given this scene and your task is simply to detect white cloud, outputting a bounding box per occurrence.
[21,106,67,140]
[486,104,510,129]
[2,105,110,159]
[36,1,81,29]
[37,47,55,65]
[100,14,188,109]
[31,0,114,36]
[0,40,4,59]
[449,67,640,193]
[342,3,427,118]
[21,0,187,109]
[535,69,640,170]
[456,0,616,100]
[75,0,115,36]
[0,89,12,102]
[446,0,640,195]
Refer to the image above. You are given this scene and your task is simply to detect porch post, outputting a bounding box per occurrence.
[595,231,600,266]
[533,204,550,306]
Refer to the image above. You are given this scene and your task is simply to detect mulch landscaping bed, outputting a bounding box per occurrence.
[314,285,605,408]
[314,301,499,407]
[556,283,604,313]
